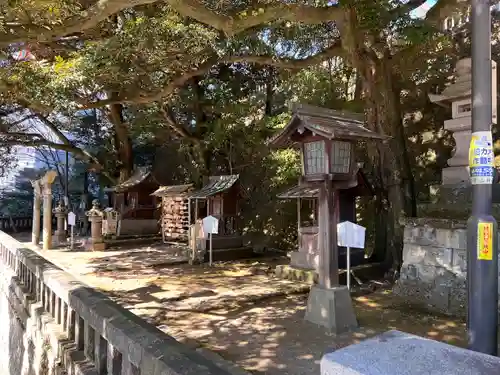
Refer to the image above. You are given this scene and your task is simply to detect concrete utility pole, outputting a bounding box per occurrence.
[467,0,498,355]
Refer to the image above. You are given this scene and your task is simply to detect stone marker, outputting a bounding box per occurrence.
[85,199,106,251]
[53,199,68,244]
[321,330,500,375]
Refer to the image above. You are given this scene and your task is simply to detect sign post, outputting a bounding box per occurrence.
[337,221,366,290]
[467,0,498,355]
[202,215,219,266]
[68,212,76,250]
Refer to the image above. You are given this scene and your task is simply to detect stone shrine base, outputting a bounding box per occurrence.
[275,264,318,283]
[394,217,500,316]
[305,285,358,334]
[321,330,500,375]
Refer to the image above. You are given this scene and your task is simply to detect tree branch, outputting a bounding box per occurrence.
[83,40,344,108]
[166,0,344,36]
[0,0,159,45]
[0,130,115,183]
[159,106,202,143]
[0,0,344,45]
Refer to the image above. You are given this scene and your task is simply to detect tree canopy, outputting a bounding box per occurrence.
[0,0,491,267]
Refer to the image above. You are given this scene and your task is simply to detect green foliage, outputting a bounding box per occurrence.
[0,0,485,257]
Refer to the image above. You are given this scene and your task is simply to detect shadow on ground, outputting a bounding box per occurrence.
[12,233,472,375]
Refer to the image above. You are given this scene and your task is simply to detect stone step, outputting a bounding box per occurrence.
[321,330,500,375]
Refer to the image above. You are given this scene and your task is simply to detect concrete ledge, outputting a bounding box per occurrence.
[401,217,467,230]
[321,330,500,375]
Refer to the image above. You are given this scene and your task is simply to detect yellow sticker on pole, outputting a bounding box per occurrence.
[478,222,494,261]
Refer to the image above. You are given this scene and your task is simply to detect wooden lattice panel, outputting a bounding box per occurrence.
[160,196,190,242]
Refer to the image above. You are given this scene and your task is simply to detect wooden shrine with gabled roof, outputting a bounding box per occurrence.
[269,103,389,331]
[187,174,253,262]
[105,166,161,235]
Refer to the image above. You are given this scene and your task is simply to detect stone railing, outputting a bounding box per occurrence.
[0,215,58,233]
[0,231,243,375]
[0,216,33,233]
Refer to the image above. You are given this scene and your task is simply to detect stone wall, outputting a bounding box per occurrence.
[0,266,28,375]
[394,218,500,316]
[0,231,248,375]
[0,247,61,375]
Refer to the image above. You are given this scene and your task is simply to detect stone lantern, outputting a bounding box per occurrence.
[53,199,68,244]
[85,199,106,251]
[421,57,499,217]
[429,57,498,185]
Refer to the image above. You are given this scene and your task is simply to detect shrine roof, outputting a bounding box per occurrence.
[277,169,373,199]
[269,103,389,148]
[277,185,319,199]
[151,184,193,197]
[188,175,239,199]
[106,166,158,193]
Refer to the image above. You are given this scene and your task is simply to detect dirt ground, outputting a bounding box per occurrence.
[17,239,469,375]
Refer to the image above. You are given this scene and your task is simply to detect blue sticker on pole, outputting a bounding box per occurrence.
[469,131,494,185]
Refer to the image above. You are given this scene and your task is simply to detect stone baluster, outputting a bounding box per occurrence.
[85,200,106,251]
[53,200,68,245]
[31,180,42,245]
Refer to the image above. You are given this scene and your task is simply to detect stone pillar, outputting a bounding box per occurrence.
[53,200,68,244]
[31,180,42,246]
[85,200,106,251]
[41,171,57,250]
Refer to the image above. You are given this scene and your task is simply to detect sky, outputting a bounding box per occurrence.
[410,0,438,19]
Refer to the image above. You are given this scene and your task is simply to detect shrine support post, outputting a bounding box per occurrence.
[318,179,338,288]
[467,0,498,355]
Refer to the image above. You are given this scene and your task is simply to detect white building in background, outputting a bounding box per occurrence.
[0,145,75,191]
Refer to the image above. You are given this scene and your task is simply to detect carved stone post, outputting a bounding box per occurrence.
[86,200,106,251]
[41,171,57,250]
[53,200,68,244]
[31,180,42,245]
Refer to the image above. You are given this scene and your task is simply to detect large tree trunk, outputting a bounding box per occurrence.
[362,58,416,270]
[109,102,134,182]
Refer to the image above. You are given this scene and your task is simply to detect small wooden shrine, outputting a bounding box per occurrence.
[151,184,193,243]
[278,167,373,271]
[105,166,160,235]
[188,175,248,261]
[270,103,388,332]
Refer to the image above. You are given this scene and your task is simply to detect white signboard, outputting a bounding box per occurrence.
[202,215,219,237]
[68,212,76,226]
[337,221,366,249]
